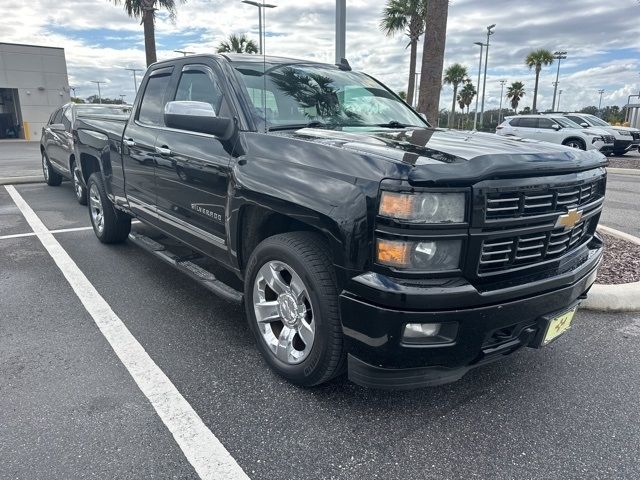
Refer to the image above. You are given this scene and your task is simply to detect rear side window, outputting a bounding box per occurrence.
[62,107,72,131]
[519,117,538,128]
[174,69,225,115]
[51,109,63,125]
[508,118,520,127]
[138,73,172,126]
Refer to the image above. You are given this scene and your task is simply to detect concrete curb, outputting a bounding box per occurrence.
[581,225,640,312]
[607,167,640,176]
[0,176,44,185]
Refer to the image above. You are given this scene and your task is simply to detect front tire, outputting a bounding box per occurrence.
[244,232,346,387]
[42,152,62,186]
[72,162,87,205]
[87,173,131,244]
[563,138,586,150]
[613,150,626,157]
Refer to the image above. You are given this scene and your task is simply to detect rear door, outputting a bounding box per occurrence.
[44,108,65,169]
[535,117,562,144]
[154,61,233,260]
[516,117,538,140]
[122,66,174,222]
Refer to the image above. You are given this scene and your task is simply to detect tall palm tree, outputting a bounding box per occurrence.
[506,81,526,112]
[417,0,449,125]
[525,49,554,112]
[444,63,469,127]
[380,0,427,106]
[457,82,477,128]
[111,0,186,67]
[217,34,259,54]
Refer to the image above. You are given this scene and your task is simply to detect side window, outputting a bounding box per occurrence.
[538,118,554,129]
[567,116,583,125]
[174,68,225,116]
[509,118,520,127]
[52,109,63,125]
[138,73,172,126]
[62,107,72,131]
[519,117,538,128]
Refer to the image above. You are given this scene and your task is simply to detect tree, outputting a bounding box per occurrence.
[443,63,469,127]
[457,82,477,129]
[506,81,526,112]
[217,34,259,54]
[111,0,186,67]
[525,49,554,113]
[417,0,448,125]
[398,91,407,100]
[380,0,427,107]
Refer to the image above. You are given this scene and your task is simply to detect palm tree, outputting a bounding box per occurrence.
[506,81,526,112]
[380,0,427,106]
[525,49,554,112]
[111,0,186,67]
[417,0,449,125]
[444,63,469,127]
[217,34,259,54]
[457,82,476,129]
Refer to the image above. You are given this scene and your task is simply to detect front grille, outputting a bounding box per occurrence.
[602,135,615,144]
[478,219,592,273]
[485,177,604,220]
[632,132,640,141]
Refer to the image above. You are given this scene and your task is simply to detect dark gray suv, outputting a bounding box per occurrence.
[40,103,131,204]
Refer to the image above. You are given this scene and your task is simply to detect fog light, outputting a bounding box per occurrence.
[403,323,441,338]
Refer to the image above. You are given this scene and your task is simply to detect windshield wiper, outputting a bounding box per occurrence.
[371,121,423,129]
[267,120,331,132]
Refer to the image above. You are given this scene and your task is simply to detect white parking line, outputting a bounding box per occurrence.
[4,185,249,480]
[0,226,94,241]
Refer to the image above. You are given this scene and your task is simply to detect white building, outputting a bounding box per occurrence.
[0,42,71,142]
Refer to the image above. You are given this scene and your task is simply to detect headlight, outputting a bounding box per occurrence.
[376,238,462,271]
[591,136,603,143]
[616,130,632,136]
[379,191,465,223]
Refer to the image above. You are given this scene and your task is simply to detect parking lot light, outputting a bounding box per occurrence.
[479,24,496,129]
[552,51,567,111]
[473,41,485,130]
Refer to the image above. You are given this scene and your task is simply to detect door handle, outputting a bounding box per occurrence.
[124,138,136,147]
[155,145,172,156]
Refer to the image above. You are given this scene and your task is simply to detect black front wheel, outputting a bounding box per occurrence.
[562,139,586,150]
[87,173,131,244]
[244,232,346,387]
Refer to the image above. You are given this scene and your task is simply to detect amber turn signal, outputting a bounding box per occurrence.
[376,238,411,268]
[379,192,414,219]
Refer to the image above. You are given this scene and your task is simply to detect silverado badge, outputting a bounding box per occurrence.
[555,208,583,231]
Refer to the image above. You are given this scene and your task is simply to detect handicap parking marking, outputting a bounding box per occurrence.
[4,185,249,480]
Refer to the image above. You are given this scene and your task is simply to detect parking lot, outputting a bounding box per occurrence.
[1,143,640,479]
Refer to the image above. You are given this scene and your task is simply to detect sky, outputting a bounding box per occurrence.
[2,0,639,112]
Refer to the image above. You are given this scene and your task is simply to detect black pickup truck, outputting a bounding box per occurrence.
[73,54,606,389]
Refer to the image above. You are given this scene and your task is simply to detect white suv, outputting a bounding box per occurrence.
[562,113,640,156]
[496,115,614,152]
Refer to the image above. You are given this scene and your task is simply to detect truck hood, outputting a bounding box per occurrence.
[284,127,607,186]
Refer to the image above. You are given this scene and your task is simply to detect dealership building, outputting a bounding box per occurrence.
[0,42,71,142]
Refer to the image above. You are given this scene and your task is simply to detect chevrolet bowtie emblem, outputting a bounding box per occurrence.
[555,208,583,230]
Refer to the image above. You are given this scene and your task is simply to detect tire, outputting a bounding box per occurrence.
[42,152,62,186]
[87,173,131,244]
[244,232,346,387]
[562,138,586,150]
[71,161,87,205]
[613,150,626,157]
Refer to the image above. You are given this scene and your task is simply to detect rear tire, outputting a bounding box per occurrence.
[244,232,346,387]
[42,152,62,186]
[72,161,87,205]
[87,173,131,244]
[562,138,586,150]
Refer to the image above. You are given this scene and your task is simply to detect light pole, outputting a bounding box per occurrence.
[557,90,563,111]
[119,94,126,104]
[335,0,346,64]
[91,81,104,103]
[174,49,195,56]
[241,0,277,55]
[69,86,77,97]
[413,72,421,108]
[473,41,485,130]
[598,89,605,113]
[551,51,567,111]
[479,24,496,129]
[498,80,507,124]
[125,68,143,94]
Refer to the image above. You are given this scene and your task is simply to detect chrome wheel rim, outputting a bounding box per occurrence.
[89,183,104,234]
[567,141,581,149]
[253,260,315,365]
[42,155,49,181]
[73,166,83,199]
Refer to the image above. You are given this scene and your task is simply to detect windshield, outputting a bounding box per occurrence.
[76,105,131,116]
[584,114,610,127]
[554,117,583,128]
[233,63,427,130]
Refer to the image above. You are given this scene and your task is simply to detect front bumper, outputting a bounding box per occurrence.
[340,237,602,389]
[614,139,640,152]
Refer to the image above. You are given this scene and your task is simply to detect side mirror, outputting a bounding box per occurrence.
[552,124,562,131]
[50,123,66,132]
[580,122,589,128]
[164,101,235,140]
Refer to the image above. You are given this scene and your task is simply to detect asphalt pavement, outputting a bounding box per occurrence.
[0,141,41,180]
[1,143,640,479]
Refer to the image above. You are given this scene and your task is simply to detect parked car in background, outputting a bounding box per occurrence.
[40,103,132,204]
[561,112,640,156]
[496,115,614,153]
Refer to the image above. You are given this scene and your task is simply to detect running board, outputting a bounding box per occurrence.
[128,232,243,304]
